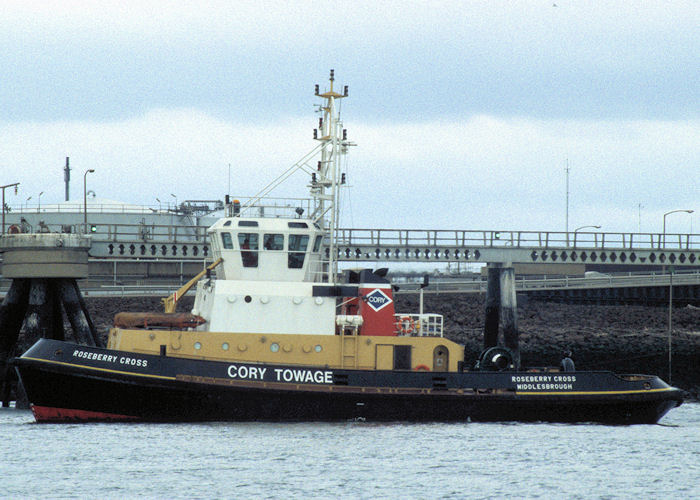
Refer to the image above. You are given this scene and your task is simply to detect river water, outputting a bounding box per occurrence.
[1,403,698,499]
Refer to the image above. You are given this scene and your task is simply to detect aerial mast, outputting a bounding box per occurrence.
[311,69,350,283]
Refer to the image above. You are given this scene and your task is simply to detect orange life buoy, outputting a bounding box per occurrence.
[414,364,431,371]
[8,224,20,234]
[397,316,416,335]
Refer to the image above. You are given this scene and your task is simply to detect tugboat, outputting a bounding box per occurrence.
[14,71,683,424]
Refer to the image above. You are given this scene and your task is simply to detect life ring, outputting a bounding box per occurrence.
[414,364,431,371]
[8,224,20,234]
[397,316,416,335]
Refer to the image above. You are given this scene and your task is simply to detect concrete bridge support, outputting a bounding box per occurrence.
[483,263,520,369]
[0,233,100,407]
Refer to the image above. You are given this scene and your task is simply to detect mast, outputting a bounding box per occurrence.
[234,70,352,284]
[311,69,350,283]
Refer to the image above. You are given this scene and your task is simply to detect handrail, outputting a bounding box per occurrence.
[393,270,700,294]
[335,228,700,251]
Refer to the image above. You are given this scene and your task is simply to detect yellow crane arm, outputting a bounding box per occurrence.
[161,257,223,313]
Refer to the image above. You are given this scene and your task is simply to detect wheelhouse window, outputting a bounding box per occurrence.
[238,233,259,267]
[288,234,309,269]
[263,234,284,250]
[221,232,233,249]
[313,235,323,252]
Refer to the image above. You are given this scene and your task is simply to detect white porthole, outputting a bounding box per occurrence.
[194,342,202,350]
[270,343,280,353]
[314,344,322,353]
[222,342,230,351]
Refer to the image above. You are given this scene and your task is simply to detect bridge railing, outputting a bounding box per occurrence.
[393,270,700,294]
[335,229,700,251]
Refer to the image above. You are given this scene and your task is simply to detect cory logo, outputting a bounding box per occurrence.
[364,288,392,312]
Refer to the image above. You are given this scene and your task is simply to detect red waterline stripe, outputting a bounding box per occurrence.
[31,405,139,422]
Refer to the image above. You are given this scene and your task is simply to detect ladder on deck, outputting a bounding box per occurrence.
[340,334,358,369]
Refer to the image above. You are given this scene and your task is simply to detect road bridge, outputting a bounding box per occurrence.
[7,220,697,267]
[334,228,700,266]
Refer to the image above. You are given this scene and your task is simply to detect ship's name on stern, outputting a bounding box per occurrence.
[512,374,576,391]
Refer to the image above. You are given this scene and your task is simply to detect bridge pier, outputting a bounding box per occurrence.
[483,263,520,369]
[0,233,100,408]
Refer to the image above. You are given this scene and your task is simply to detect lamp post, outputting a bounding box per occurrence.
[662,209,694,247]
[1,182,20,235]
[156,198,162,211]
[38,191,44,213]
[662,209,693,274]
[573,225,600,247]
[170,193,177,212]
[84,169,95,233]
[25,196,32,211]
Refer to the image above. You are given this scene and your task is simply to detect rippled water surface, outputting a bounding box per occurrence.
[2,403,698,499]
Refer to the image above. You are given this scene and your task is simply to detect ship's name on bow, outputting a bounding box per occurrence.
[227,364,333,384]
[72,349,148,367]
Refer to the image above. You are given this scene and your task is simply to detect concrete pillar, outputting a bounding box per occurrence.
[500,266,520,369]
[483,265,501,349]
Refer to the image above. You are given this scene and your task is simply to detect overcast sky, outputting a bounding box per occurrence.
[1,0,698,234]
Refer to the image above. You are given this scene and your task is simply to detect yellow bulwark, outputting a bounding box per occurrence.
[107,328,464,372]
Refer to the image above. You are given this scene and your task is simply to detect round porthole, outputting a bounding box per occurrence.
[270,343,280,353]
[244,295,252,303]
[194,342,202,350]
[314,344,322,353]
[222,342,229,351]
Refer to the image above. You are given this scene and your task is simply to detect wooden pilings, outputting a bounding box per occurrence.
[0,277,101,407]
[58,280,98,346]
[483,264,520,369]
[0,279,30,407]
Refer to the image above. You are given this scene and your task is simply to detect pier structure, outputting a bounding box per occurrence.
[0,233,100,406]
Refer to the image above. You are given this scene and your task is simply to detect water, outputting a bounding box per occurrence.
[2,404,698,499]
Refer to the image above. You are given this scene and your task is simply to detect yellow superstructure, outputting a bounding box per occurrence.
[108,328,464,372]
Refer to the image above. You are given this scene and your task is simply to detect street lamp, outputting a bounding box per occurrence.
[38,191,44,213]
[25,196,32,211]
[663,209,694,247]
[170,193,177,212]
[84,169,95,232]
[573,225,601,247]
[1,182,20,235]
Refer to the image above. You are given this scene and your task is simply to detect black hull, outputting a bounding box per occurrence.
[15,339,683,424]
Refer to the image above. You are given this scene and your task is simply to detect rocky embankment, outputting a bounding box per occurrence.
[63,295,700,399]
